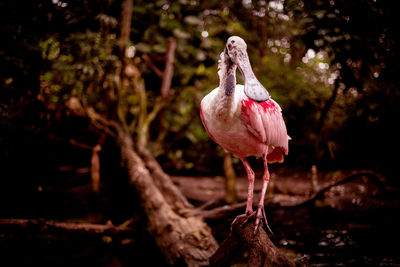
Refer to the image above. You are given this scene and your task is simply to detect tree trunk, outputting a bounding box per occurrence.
[118,130,218,266]
[317,82,339,132]
[91,144,102,193]
[315,81,339,161]
[223,151,237,204]
[210,216,296,267]
[139,147,194,213]
[0,218,136,237]
[118,0,133,57]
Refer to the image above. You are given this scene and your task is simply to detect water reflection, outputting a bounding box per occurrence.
[271,207,400,266]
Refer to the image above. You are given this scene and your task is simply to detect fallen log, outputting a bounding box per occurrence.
[210,216,296,267]
[173,170,392,220]
[119,132,218,266]
[0,218,136,236]
[193,202,246,220]
[288,169,388,208]
[140,147,194,213]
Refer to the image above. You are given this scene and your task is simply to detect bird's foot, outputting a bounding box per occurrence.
[230,210,257,232]
[230,213,249,233]
[231,208,273,236]
[254,204,274,236]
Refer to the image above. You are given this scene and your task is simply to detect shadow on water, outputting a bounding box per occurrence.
[268,205,400,266]
[1,166,400,266]
[207,170,400,266]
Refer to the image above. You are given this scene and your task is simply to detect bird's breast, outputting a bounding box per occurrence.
[200,86,267,158]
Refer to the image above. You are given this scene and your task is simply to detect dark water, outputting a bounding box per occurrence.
[1,170,399,266]
[209,204,400,266]
[270,207,400,266]
[2,210,398,267]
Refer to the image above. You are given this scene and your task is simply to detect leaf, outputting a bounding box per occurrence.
[173,28,191,39]
[43,72,53,81]
[135,42,152,53]
[184,15,202,25]
[153,43,166,53]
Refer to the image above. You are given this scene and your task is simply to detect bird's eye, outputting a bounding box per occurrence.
[231,40,235,44]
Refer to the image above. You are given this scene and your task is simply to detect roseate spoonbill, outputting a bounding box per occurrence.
[200,36,289,234]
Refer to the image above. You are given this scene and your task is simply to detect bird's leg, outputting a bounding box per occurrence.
[231,158,255,232]
[240,157,255,215]
[254,155,273,236]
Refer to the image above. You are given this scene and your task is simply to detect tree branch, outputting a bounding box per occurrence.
[177,170,388,220]
[135,37,177,151]
[139,147,194,212]
[282,169,388,208]
[91,144,102,193]
[160,37,176,99]
[317,80,339,131]
[68,138,94,150]
[0,218,136,236]
[118,0,133,56]
[194,202,246,220]
[142,53,163,78]
[86,107,119,137]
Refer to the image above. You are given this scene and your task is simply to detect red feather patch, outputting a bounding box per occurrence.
[267,147,285,163]
[241,98,279,114]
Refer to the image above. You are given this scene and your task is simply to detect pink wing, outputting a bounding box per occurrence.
[241,97,289,158]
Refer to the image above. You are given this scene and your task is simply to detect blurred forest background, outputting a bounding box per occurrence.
[1,0,400,266]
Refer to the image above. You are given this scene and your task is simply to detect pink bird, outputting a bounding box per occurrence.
[200,36,290,234]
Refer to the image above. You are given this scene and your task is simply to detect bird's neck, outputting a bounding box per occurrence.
[219,67,236,97]
[215,64,237,119]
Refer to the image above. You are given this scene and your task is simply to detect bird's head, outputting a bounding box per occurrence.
[226,36,247,64]
[225,36,270,102]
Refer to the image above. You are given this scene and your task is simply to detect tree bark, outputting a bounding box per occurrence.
[160,37,176,99]
[139,147,194,213]
[210,216,296,267]
[0,218,136,236]
[317,82,339,131]
[118,0,133,57]
[91,144,102,193]
[118,130,218,266]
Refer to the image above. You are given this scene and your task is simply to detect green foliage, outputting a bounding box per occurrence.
[3,0,397,176]
[40,20,123,120]
[37,0,359,172]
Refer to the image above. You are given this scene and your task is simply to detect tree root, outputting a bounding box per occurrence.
[0,218,136,236]
[191,169,389,219]
[210,215,296,267]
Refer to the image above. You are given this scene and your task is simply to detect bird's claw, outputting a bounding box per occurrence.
[230,213,248,233]
[253,215,263,236]
[254,205,274,236]
[231,206,274,236]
